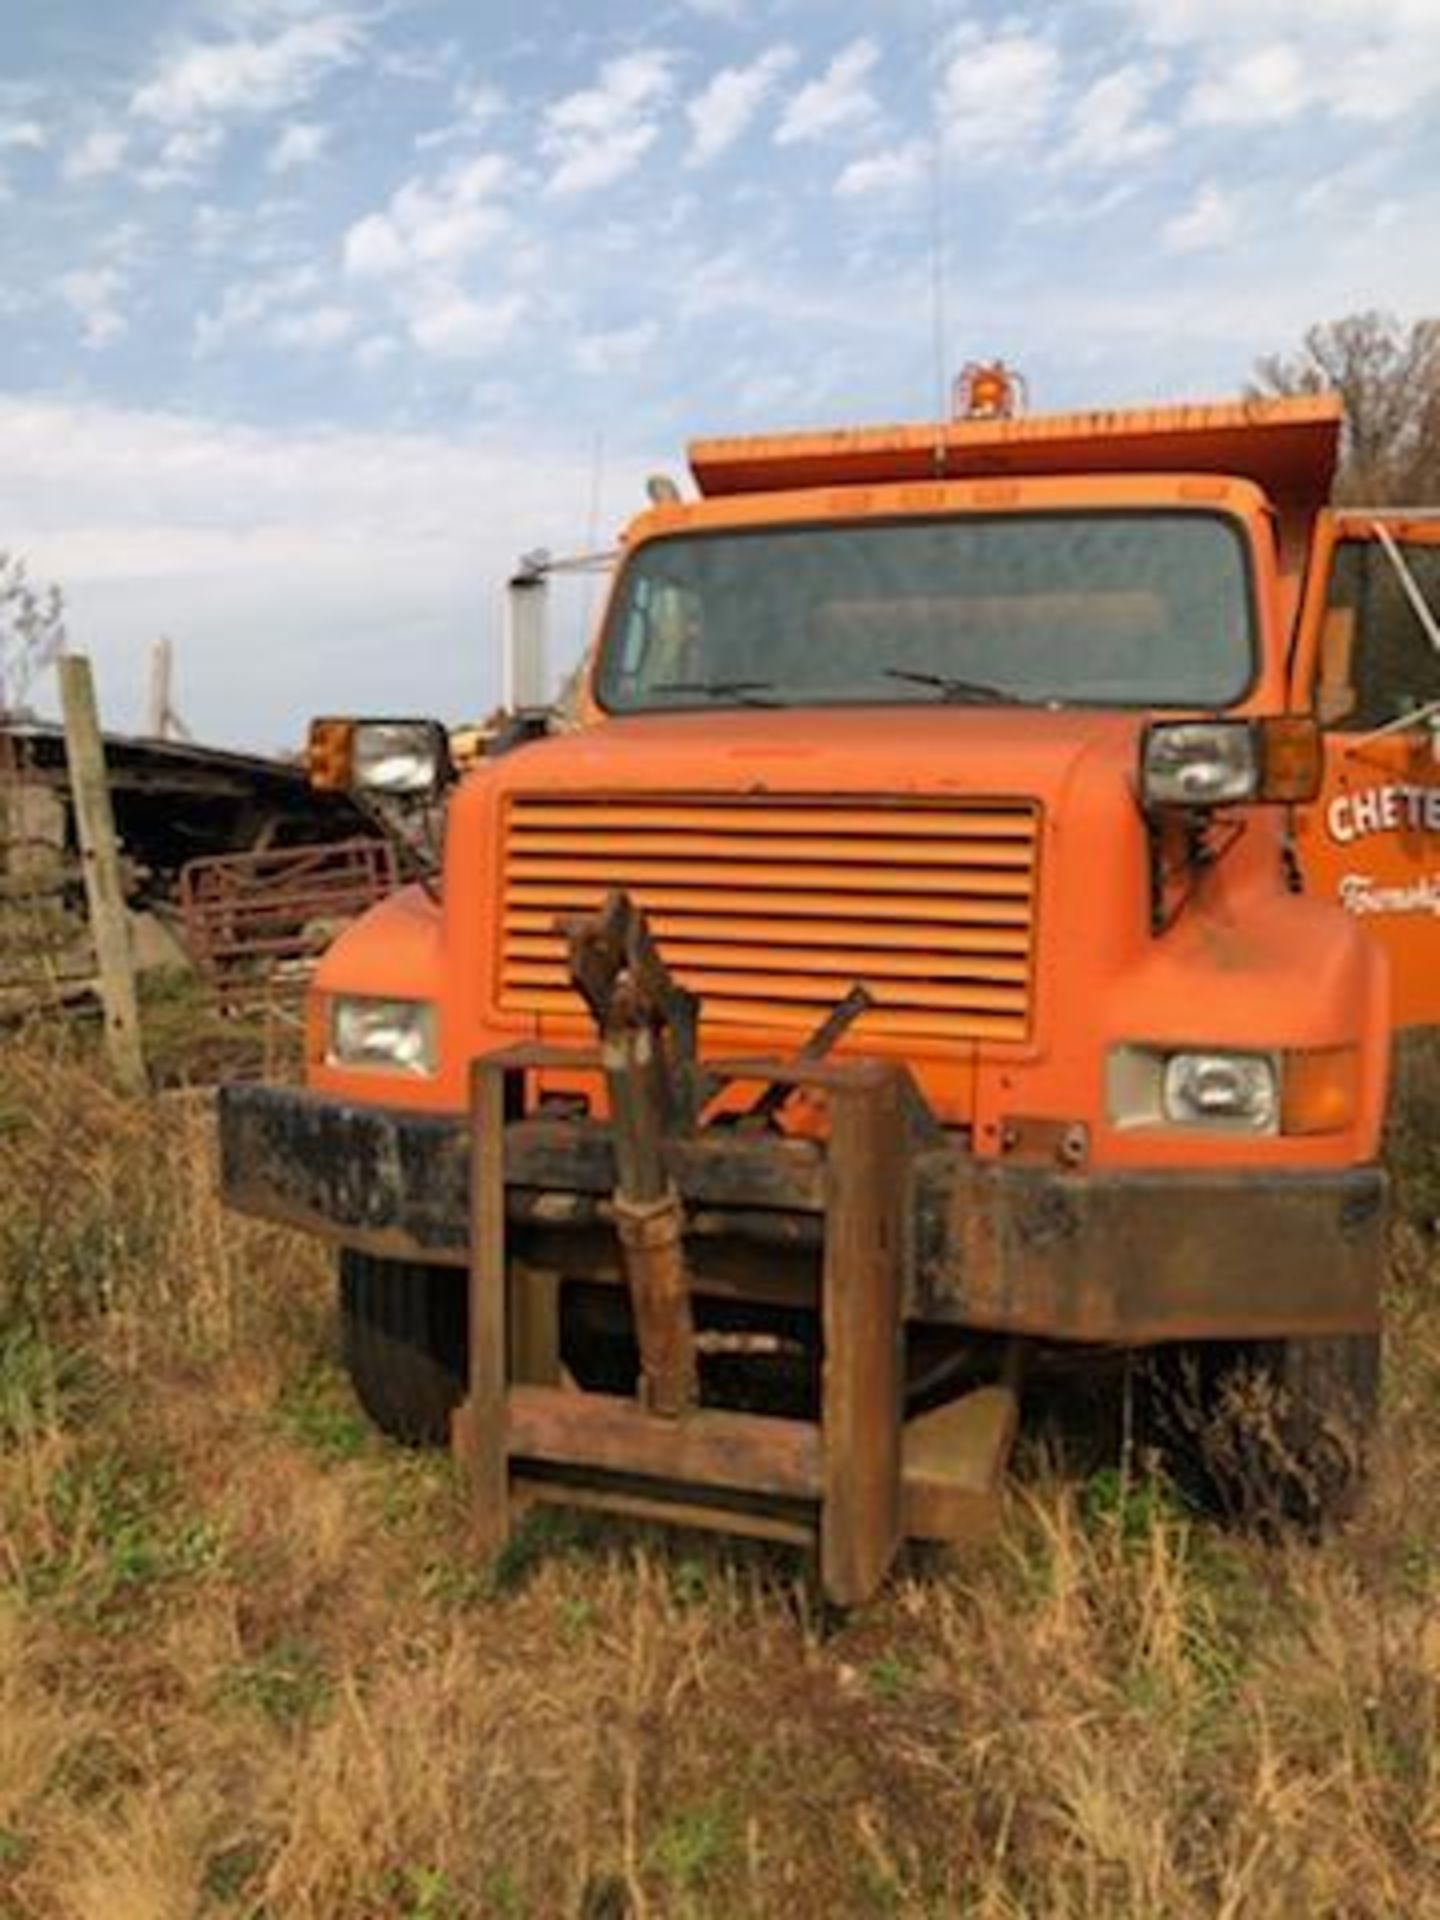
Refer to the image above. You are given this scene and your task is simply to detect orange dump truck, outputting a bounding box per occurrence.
[220,389,1440,1603]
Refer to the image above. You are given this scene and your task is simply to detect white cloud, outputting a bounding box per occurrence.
[0,119,46,152]
[56,267,129,347]
[1162,181,1239,252]
[542,50,674,195]
[191,203,249,256]
[1122,0,1440,124]
[269,304,355,348]
[353,333,398,371]
[1062,62,1170,166]
[63,127,130,182]
[938,29,1061,159]
[834,140,926,199]
[775,38,879,146]
[194,263,324,353]
[572,319,660,376]
[408,290,528,360]
[266,119,328,172]
[1186,42,1308,126]
[0,394,651,748]
[685,45,794,166]
[137,124,225,188]
[415,82,502,152]
[130,12,363,125]
[343,151,511,279]
[1019,180,1138,229]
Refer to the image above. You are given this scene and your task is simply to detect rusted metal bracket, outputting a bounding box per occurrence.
[566,890,699,1416]
[563,888,703,1128]
[739,982,874,1129]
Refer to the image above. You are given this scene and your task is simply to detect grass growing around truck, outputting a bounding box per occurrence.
[0,1029,1437,1918]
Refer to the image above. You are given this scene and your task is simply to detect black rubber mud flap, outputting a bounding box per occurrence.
[339,1250,467,1446]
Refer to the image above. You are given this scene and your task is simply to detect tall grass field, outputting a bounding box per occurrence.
[1,1028,1436,1918]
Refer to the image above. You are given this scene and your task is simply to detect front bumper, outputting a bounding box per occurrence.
[218,1084,1385,1344]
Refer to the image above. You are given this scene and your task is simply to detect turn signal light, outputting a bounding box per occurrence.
[1257,716,1322,804]
[1281,1046,1359,1136]
[308,717,354,792]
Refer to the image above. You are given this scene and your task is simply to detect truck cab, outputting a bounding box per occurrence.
[221,390,1433,1569]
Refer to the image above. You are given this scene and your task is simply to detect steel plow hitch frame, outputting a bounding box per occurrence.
[450,891,1016,1608]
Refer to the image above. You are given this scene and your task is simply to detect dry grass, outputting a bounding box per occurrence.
[1,1030,1437,1918]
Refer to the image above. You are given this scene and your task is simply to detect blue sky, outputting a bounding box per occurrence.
[2,0,1438,747]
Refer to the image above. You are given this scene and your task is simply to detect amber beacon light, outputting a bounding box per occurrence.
[954,360,1028,420]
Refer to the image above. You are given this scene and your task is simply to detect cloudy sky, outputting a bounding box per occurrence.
[2,0,1438,748]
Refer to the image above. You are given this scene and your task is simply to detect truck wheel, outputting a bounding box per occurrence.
[1144,1334,1380,1527]
[338,1250,467,1446]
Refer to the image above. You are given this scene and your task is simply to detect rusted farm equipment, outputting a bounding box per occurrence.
[451,892,1017,1607]
[179,837,398,1011]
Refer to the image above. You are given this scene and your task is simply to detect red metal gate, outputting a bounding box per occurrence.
[179,838,398,1009]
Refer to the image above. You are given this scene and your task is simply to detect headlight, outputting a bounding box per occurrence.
[328,995,436,1075]
[309,717,453,798]
[1110,1045,1357,1135]
[1161,1051,1277,1130]
[1108,1044,1278,1133]
[1141,722,1258,806]
[351,722,447,795]
[1140,718,1321,809]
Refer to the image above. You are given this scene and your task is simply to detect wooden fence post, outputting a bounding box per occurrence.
[57,655,147,1094]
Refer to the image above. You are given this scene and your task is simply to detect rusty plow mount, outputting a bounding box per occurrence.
[450,892,1019,1608]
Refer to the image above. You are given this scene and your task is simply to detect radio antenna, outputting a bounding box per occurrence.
[927,0,950,423]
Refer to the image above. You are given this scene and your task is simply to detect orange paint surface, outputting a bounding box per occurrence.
[309,394,1423,1172]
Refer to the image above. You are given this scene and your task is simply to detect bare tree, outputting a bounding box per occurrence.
[0,552,67,718]
[1251,312,1440,505]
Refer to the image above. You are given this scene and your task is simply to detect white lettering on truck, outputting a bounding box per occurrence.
[1339,873,1440,917]
[1326,783,1440,844]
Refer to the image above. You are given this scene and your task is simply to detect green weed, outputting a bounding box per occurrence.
[201,1837,267,1906]
[480,1865,524,1918]
[277,1371,371,1462]
[219,1638,333,1730]
[645,1799,736,1899]
[1080,1463,1188,1543]
[20,1447,223,1623]
[865,1651,918,1699]
[0,1825,32,1870]
[396,1863,461,1920]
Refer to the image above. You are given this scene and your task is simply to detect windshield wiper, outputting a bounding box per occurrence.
[651,678,782,707]
[883,668,1018,704]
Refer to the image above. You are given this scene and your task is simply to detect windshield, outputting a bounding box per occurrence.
[595,511,1256,712]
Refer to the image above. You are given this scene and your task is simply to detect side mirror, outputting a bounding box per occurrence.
[1315,607,1358,727]
[308,718,454,801]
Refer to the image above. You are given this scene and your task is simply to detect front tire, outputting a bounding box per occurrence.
[338,1250,467,1445]
[1144,1334,1380,1527]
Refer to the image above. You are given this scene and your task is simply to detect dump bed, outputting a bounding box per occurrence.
[689,395,1341,513]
